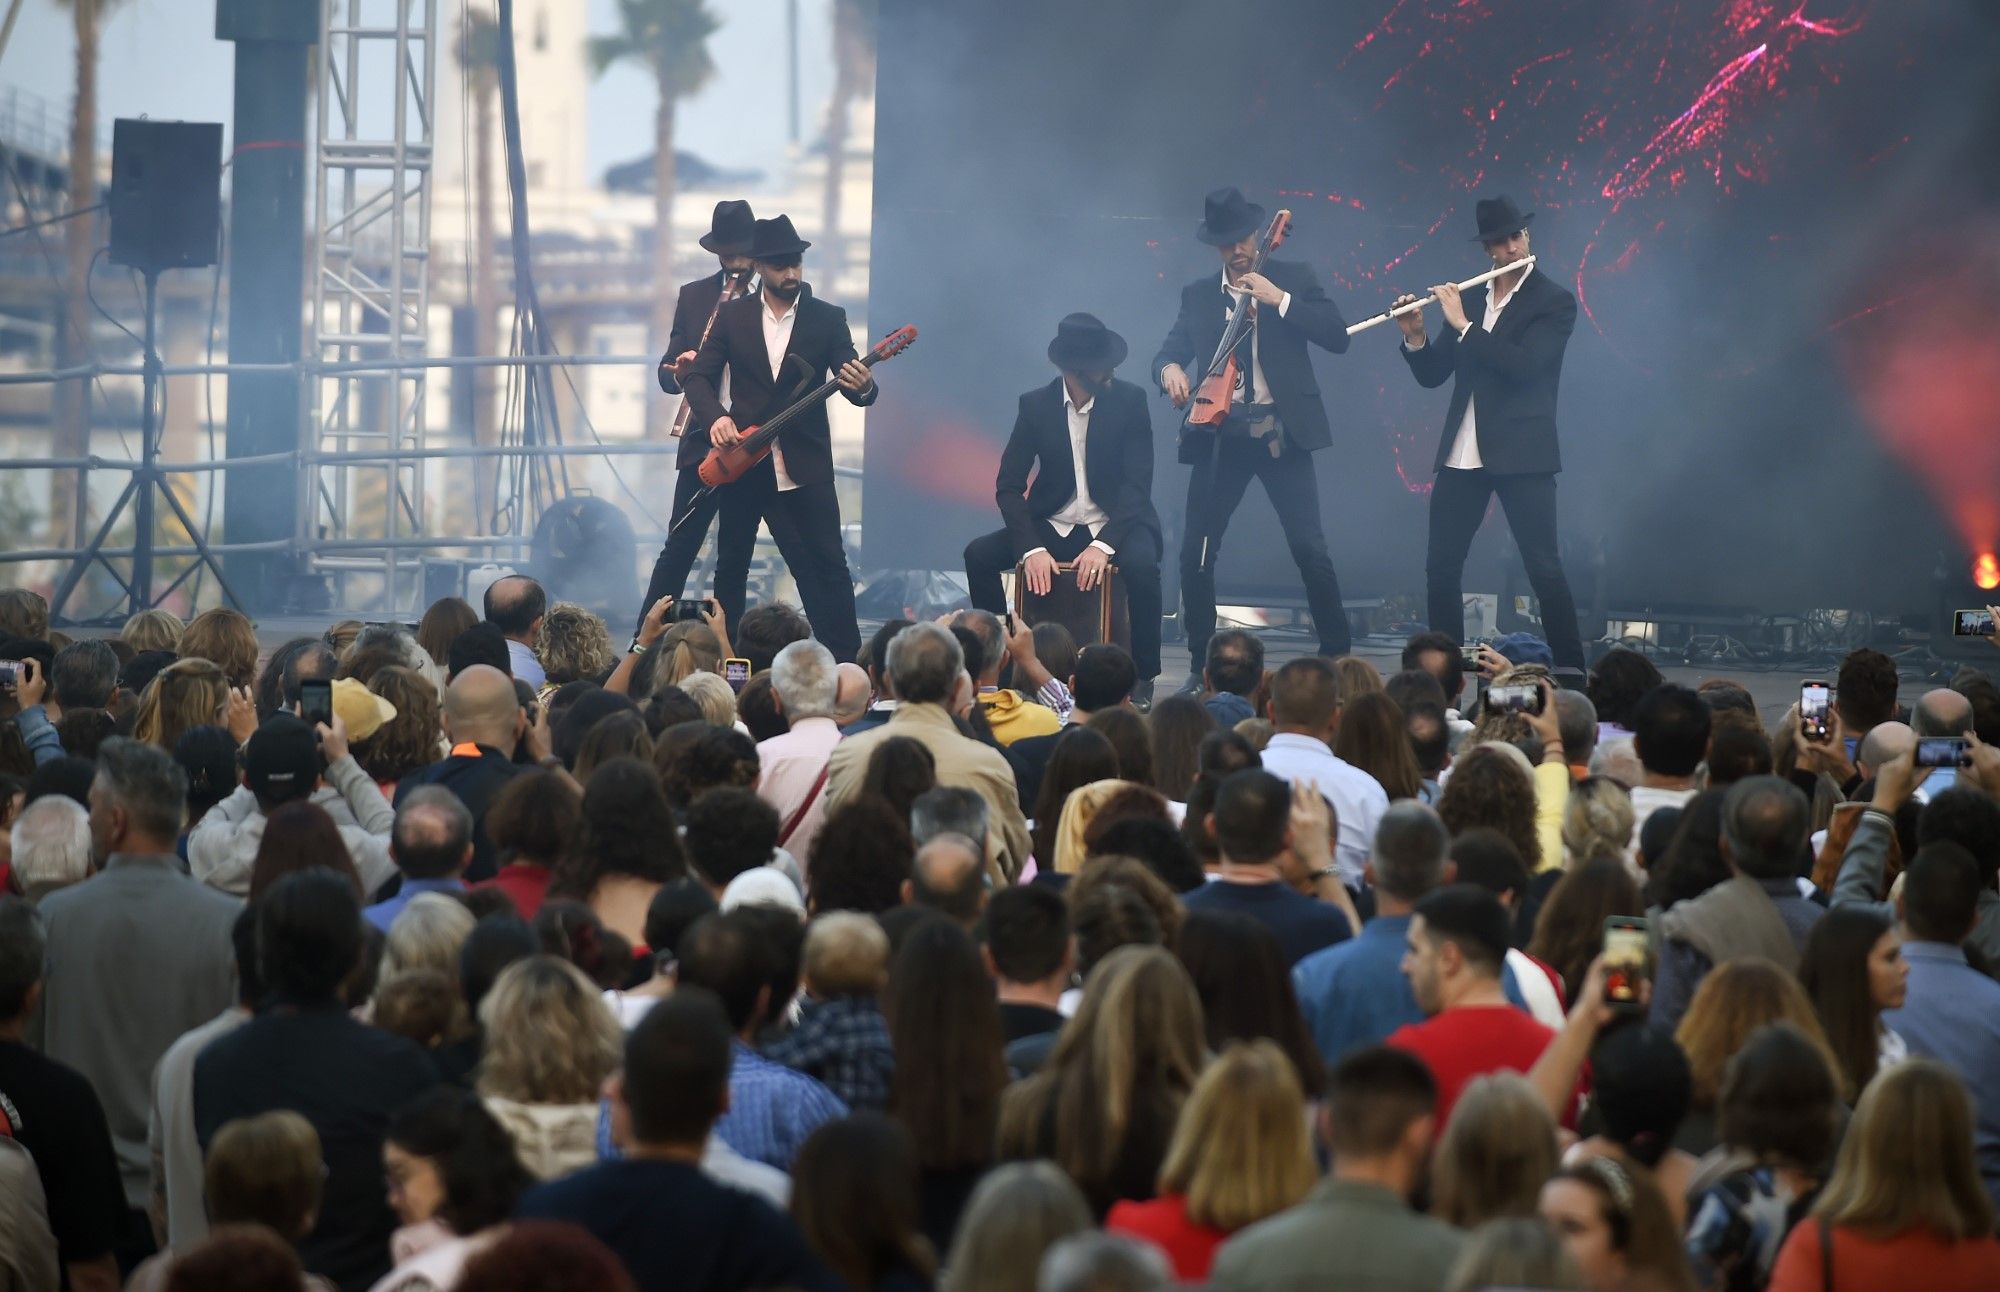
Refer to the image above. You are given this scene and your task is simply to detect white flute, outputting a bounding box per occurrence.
[1344,255,1538,336]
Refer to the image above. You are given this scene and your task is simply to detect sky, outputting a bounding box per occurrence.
[0,0,836,181]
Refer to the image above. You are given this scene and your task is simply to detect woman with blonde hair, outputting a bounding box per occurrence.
[475,956,623,1180]
[535,603,617,690]
[135,657,247,751]
[997,945,1207,1216]
[178,606,260,689]
[942,1162,1093,1292]
[1767,1060,2000,1291]
[1051,779,1149,875]
[1563,776,1636,866]
[651,621,723,688]
[1673,958,1839,1156]
[678,670,739,728]
[1433,1072,1562,1230]
[122,607,185,653]
[1105,1040,1316,1282]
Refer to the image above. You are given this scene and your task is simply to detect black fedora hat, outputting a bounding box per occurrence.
[748,214,812,261]
[1196,186,1266,246]
[698,200,756,255]
[1471,195,1535,241]
[1047,312,1128,372]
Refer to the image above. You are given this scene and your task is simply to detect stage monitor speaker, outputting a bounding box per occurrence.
[109,119,223,273]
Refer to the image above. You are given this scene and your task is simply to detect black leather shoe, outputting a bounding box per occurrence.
[1175,673,1203,697]
[1129,678,1156,713]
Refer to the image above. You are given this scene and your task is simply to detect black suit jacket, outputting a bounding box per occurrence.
[996,377,1161,558]
[1149,258,1351,465]
[1402,266,1576,476]
[681,287,878,483]
[657,270,735,397]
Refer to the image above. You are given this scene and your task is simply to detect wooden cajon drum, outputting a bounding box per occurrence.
[1011,560,1131,652]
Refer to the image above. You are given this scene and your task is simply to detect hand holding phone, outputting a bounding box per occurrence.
[1799,681,1831,742]
[1915,737,1971,769]
[1952,608,1997,637]
[1488,682,1545,716]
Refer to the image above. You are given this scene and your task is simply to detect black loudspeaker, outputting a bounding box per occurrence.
[108,119,223,273]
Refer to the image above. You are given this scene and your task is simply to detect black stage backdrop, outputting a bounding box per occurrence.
[864,0,2000,613]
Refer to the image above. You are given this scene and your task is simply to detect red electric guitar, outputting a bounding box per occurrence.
[697,324,919,488]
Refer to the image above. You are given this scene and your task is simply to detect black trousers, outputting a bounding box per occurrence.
[964,520,1163,679]
[636,463,762,638]
[1180,432,1350,661]
[640,458,862,662]
[1425,466,1585,669]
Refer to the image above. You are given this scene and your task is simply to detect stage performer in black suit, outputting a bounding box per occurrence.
[1152,187,1355,681]
[667,215,875,662]
[1394,195,1585,670]
[963,313,1164,705]
[642,199,763,639]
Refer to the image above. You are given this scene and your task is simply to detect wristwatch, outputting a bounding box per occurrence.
[1313,865,1342,884]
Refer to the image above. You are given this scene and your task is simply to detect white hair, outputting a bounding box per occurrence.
[769,639,839,722]
[1590,737,1645,785]
[9,796,92,892]
[1038,1232,1171,1292]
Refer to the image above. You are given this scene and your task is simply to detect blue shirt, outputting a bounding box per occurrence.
[1183,880,1351,965]
[762,995,895,1112]
[1293,914,1531,1065]
[505,638,546,688]
[1883,941,2000,1204]
[362,877,468,933]
[716,1041,847,1171]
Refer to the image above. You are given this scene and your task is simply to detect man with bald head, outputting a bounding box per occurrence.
[831,663,872,726]
[394,665,550,881]
[905,834,988,928]
[365,788,475,931]
[484,574,548,688]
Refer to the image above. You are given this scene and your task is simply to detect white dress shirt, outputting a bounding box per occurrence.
[1439,263,1533,471]
[1255,731,1390,888]
[1219,273,1293,406]
[759,290,802,491]
[1027,386,1115,559]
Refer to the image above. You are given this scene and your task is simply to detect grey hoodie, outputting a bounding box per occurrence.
[187,752,398,897]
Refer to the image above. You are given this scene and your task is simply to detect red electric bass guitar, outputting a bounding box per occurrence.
[1186,208,1292,428]
[697,325,919,487]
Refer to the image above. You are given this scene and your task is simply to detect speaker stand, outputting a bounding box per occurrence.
[51,268,243,624]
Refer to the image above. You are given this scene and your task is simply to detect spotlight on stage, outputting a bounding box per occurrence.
[1975,552,1999,593]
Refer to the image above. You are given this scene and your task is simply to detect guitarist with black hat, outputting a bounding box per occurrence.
[642,199,763,639]
[672,214,877,663]
[1153,186,1356,683]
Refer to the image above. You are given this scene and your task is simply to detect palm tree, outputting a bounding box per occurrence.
[818,0,876,285]
[459,6,506,534]
[589,0,721,440]
[50,0,127,551]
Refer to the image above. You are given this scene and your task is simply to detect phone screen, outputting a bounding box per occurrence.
[1603,918,1650,1011]
[299,679,334,728]
[1915,737,1969,769]
[1956,609,1997,637]
[1489,683,1543,716]
[723,659,751,694]
[1799,682,1831,741]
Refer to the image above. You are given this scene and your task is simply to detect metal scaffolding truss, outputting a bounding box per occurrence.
[310,0,437,611]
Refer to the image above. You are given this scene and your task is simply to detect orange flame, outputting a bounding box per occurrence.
[1975,552,2000,592]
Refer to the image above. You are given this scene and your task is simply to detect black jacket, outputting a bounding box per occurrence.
[657,270,734,397]
[394,744,523,883]
[995,377,1161,558]
[1149,258,1351,465]
[680,286,879,484]
[1402,265,1576,476]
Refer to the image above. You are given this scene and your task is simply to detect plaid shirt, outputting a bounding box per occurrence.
[716,1042,848,1170]
[762,995,895,1113]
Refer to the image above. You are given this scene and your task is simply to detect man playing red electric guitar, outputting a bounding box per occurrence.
[665,214,876,663]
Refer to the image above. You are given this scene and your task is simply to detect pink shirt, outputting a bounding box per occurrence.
[756,717,843,865]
